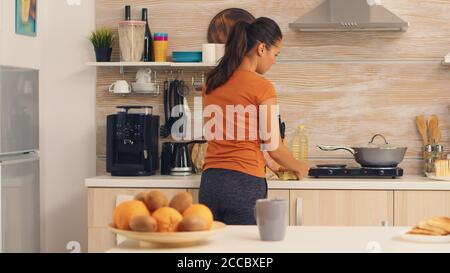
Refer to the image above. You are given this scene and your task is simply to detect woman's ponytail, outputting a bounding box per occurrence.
[205,17,282,94]
[205,21,250,94]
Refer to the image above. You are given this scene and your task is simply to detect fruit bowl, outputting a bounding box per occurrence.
[108,221,226,245]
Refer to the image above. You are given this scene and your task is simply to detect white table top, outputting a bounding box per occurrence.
[107,226,450,253]
[86,175,450,191]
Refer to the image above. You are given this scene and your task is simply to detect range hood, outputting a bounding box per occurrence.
[289,0,409,32]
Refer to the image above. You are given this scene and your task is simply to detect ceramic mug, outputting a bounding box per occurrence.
[255,199,289,241]
[136,69,152,84]
[109,80,131,94]
[202,44,217,64]
[215,44,225,63]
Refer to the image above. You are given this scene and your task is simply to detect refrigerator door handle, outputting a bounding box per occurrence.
[0,155,39,166]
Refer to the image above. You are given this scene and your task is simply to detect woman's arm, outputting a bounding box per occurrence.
[259,98,309,179]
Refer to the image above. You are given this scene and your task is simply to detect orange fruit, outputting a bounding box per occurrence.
[113,200,150,230]
[182,204,214,230]
[152,207,183,232]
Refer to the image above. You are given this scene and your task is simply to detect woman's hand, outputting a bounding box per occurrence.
[264,151,309,180]
[293,163,309,180]
[263,151,284,173]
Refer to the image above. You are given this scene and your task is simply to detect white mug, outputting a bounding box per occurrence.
[202,43,217,64]
[136,68,152,84]
[109,80,131,94]
[215,44,225,63]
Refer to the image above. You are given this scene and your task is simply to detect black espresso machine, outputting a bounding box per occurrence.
[107,106,160,176]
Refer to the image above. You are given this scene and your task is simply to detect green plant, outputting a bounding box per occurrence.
[90,28,114,49]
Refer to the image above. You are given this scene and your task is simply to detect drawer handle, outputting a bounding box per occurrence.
[296,197,303,226]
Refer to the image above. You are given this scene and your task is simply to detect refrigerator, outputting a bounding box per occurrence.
[0,66,40,253]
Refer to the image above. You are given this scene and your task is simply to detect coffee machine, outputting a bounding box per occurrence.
[107,106,160,176]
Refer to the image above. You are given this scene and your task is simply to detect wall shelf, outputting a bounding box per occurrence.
[86,61,216,74]
[86,61,216,68]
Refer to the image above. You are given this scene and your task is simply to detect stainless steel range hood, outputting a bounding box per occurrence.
[289,0,409,32]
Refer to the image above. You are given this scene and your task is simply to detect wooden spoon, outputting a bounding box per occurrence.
[415,115,428,145]
[428,115,439,145]
[436,130,442,144]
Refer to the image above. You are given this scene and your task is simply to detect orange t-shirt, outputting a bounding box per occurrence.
[202,69,277,178]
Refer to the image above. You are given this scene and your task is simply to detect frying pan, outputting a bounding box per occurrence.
[317,134,408,168]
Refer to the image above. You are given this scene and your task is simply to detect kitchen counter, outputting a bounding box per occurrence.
[106,226,450,253]
[85,175,450,190]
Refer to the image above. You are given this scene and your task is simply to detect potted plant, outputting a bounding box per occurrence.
[90,27,114,62]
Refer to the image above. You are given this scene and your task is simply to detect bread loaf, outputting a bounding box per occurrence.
[407,227,440,236]
[426,217,450,233]
[408,216,450,236]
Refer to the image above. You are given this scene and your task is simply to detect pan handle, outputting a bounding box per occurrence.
[369,134,389,145]
[317,145,356,155]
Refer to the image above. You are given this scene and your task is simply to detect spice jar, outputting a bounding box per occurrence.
[424,144,434,173]
[435,145,445,160]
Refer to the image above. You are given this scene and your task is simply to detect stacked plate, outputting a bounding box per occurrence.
[172,51,202,63]
[132,82,160,95]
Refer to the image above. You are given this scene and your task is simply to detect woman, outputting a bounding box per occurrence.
[200,17,309,225]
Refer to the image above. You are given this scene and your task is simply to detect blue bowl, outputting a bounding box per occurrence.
[172,51,202,62]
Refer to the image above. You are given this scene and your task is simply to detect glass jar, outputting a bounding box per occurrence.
[435,145,445,160]
[118,21,146,62]
[424,145,434,173]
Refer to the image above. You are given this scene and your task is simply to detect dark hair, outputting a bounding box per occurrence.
[205,17,282,94]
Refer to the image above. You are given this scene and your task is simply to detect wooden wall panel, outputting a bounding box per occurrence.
[95,1,450,176]
[96,0,450,60]
[267,62,450,159]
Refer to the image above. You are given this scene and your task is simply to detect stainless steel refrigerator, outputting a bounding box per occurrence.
[0,66,40,253]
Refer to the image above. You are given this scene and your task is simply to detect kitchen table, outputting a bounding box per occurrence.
[106,226,450,253]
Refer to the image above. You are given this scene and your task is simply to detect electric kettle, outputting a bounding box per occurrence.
[161,140,207,176]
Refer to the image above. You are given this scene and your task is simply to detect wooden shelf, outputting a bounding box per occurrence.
[86,61,216,68]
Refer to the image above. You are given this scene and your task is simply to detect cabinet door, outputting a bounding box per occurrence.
[290,190,394,226]
[88,188,186,253]
[394,191,450,226]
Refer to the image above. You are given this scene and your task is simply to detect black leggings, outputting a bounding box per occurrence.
[199,168,268,225]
